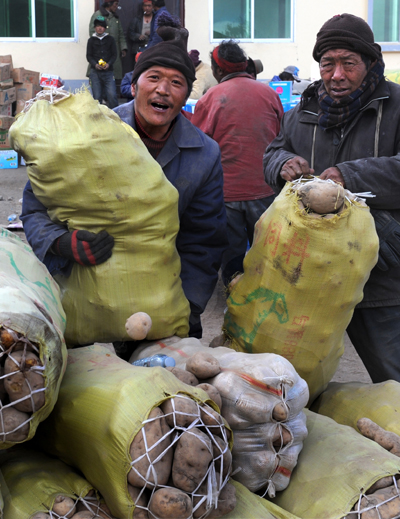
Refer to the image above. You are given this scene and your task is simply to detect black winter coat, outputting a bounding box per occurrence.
[86,33,117,71]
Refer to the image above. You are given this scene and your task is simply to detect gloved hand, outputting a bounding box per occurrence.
[372,210,400,271]
[53,230,114,266]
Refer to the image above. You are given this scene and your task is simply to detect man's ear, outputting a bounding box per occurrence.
[131,83,136,98]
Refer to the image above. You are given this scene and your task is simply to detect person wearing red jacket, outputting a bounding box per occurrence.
[192,40,284,286]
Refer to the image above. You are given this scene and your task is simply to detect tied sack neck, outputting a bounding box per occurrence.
[317,57,385,130]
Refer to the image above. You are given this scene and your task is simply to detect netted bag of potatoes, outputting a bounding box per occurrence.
[130,336,309,497]
[222,177,379,404]
[0,447,116,519]
[0,229,67,448]
[9,89,189,345]
[33,344,237,519]
[270,410,400,519]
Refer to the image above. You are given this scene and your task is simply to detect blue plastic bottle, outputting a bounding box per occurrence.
[132,354,176,368]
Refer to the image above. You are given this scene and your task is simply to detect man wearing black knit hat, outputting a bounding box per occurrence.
[112,18,227,353]
[264,13,400,384]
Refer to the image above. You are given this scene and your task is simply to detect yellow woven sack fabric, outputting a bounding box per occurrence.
[311,380,400,436]
[223,182,378,404]
[0,448,95,519]
[0,229,67,448]
[227,480,301,519]
[271,409,400,519]
[34,344,232,519]
[9,90,189,345]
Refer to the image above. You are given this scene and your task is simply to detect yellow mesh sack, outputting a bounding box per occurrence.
[311,380,400,436]
[9,90,190,345]
[223,181,378,404]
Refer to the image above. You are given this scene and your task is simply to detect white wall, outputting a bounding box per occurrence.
[0,2,93,81]
[186,0,399,81]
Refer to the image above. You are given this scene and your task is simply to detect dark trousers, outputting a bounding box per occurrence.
[90,69,118,109]
[221,195,275,286]
[347,305,400,383]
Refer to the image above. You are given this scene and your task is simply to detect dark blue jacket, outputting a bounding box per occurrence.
[21,100,227,318]
[86,33,117,71]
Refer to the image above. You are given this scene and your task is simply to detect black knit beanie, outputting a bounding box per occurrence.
[132,16,196,94]
[313,13,382,62]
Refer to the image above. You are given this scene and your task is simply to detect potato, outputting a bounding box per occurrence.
[0,328,16,349]
[166,367,199,386]
[209,334,227,349]
[52,495,76,518]
[356,485,400,519]
[367,476,397,494]
[196,383,222,410]
[172,428,213,492]
[296,180,345,214]
[161,396,200,428]
[212,435,232,479]
[4,370,45,413]
[357,417,400,457]
[125,312,152,341]
[149,487,192,519]
[207,482,237,518]
[200,404,224,430]
[186,351,221,380]
[128,485,150,518]
[0,407,30,442]
[128,407,173,488]
[30,514,51,519]
[272,402,288,422]
[75,500,114,519]
[70,512,96,519]
[272,425,292,450]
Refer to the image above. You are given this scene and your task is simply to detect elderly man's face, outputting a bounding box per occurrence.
[132,66,188,140]
[319,49,369,101]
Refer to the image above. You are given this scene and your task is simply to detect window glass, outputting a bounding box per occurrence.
[254,0,291,39]
[213,0,251,39]
[372,0,400,42]
[0,0,74,38]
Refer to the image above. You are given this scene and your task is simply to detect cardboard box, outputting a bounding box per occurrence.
[40,74,64,88]
[12,67,40,85]
[15,100,26,115]
[0,116,14,130]
[0,149,18,169]
[0,55,13,70]
[15,83,41,101]
[0,63,11,82]
[0,104,12,117]
[0,87,16,105]
[0,78,13,90]
[0,129,11,150]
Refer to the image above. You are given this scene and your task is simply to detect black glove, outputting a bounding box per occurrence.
[53,230,114,266]
[371,210,400,271]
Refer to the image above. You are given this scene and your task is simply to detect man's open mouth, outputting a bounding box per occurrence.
[151,102,170,112]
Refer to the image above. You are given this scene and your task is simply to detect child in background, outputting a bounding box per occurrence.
[86,16,119,109]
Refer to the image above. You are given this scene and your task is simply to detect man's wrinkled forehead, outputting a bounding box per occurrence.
[321,49,363,61]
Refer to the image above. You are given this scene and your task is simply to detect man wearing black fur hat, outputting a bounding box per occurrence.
[264,13,400,384]
[112,16,227,350]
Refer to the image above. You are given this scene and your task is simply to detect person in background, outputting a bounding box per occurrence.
[271,65,301,83]
[264,13,400,384]
[89,1,128,83]
[86,16,119,109]
[187,49,217,100]
[146,0,170,49]
[120,52,142,100]
[128,0,153,62]
[192,40,283,287]
[21,19,227,358]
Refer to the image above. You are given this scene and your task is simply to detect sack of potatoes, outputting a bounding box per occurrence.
[33,344,236,519]
[130,336,309,497]
[0,230,67,448]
